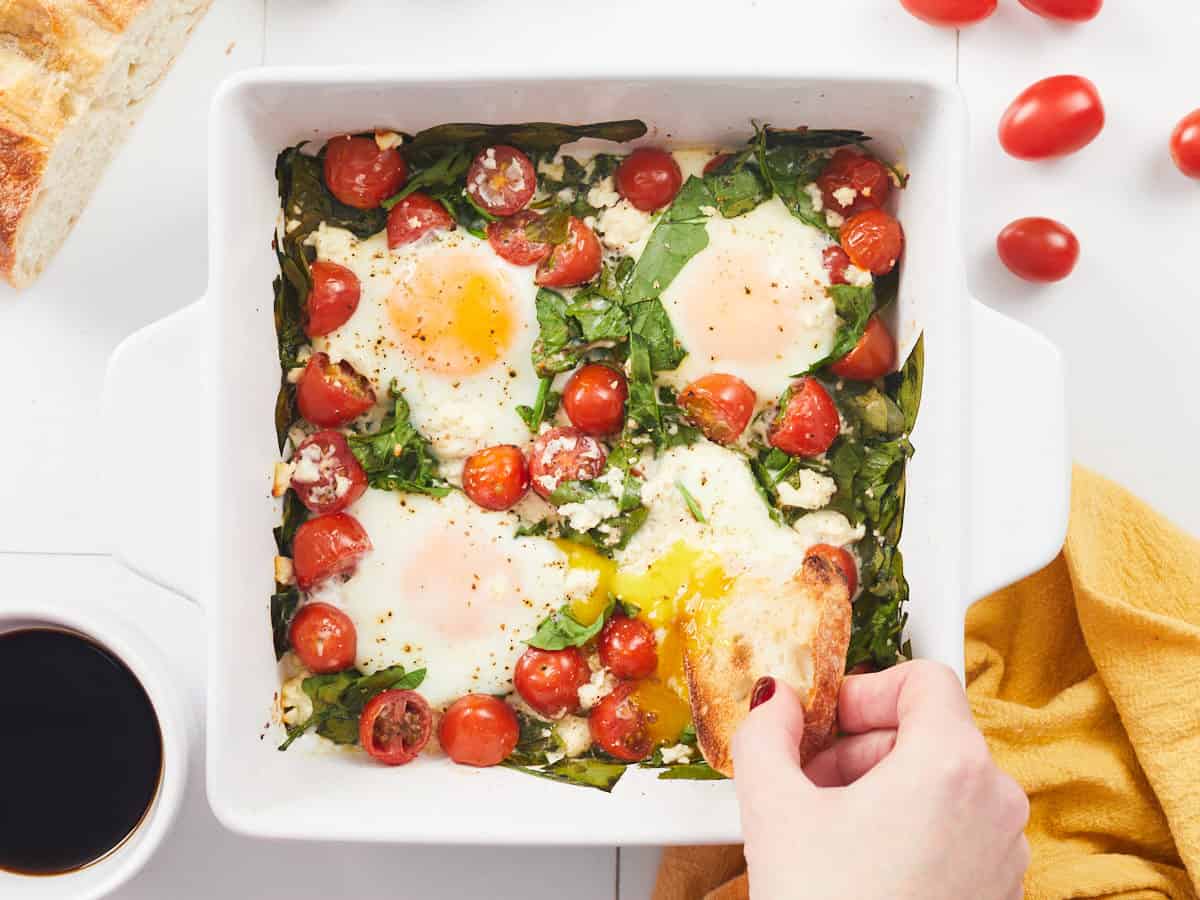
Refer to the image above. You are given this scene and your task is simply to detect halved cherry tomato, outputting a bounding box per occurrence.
[615,148,683,212]
[702,153,733,176]
[677,374,756,445]
[528,426,607,499]
[438,694,520,767]
[290,430,368,514]
[465,146,536,216]
[486,211,552,265]
[829,316,896,381]
[589,683,651,762]
[305,261,360,337]
[514,647,590,718]
[296,353,376,427]
[996,217,1079,282]
[386,193,454,247]
[816,149,892,218]
[1017,0,1101,21]
[288,602,357,673]
[562,364,628,436]
[899,0,996,26]
[323,135,407,209]
[598,616,657,681]
[768,378,840,458]
[292,512,372,590]
[1170,109,1200,179]
[535,217,602,288]
[805,544,859,598]
[840,209,904,276]
[462,445,530,511]
[999,75,1104,161]
[822,246,852,286]
[359,689,432,766]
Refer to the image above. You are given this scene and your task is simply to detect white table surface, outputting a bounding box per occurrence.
[1,1,1195,897]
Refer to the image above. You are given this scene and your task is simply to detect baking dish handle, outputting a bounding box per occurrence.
[966,300,1070,604]
[102,299,211,606]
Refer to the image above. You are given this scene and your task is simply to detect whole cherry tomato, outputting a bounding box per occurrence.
[289,430,368,515]
[296,353,376,428]
[999,75,1104,160]
[588,683,651,762]
[288,602,357,673]
[900,0,996,26]
[562,364,629,436]
[461,445,530,511]
[829,316,896,381]
[305,261,360,337]
[677,374,757,445]
[438,694,520,767]
[535,217,602,288]
[840,209,903,276]
[359,689,432,766]
[598,616,657,681]
[528,427,607,499]
[768,378,840,458]
[291,512,372,590]
[996,217,1079,282]
[615,148,683,212]
[323,135,407,209]
[486,211,553,266]
[465,146,537,217]
[816,149,892,217]
[386,193,454,247]
[805,544,859,598]
[514,646,590,718]
[1170,109,1200,179]
[1017,0,1101,21]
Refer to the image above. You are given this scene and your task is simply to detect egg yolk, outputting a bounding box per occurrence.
[557,540,616,626]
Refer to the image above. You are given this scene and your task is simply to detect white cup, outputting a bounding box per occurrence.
[0,601,192,900]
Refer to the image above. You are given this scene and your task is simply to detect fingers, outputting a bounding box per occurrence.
[802,728,897,787]
[837,660,973,737]
[731,677,813,798]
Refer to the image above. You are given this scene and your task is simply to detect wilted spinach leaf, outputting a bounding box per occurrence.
[406,120,647,158]
[279,665,426,750]
[347,385,451,496]
[793,283,877,377]
[270,586,299,660]
[516,375,561,433]
[277,144,387,241]
[629,298,686,371]
[625,177,715,304]
[527,598,616,651]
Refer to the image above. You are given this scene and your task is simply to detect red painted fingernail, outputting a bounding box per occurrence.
[750,677,775,710]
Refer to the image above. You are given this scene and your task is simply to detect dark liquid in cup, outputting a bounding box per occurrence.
[0,628,163,875]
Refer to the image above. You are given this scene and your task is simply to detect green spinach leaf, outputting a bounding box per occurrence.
[406,120,647,158]
[347,385,451,497]
[526,597,616,651]
[675,480,707,523]
[278,665,426,751]
[270,586,299,661]
[625,177,715,304]
[516,376,561,433]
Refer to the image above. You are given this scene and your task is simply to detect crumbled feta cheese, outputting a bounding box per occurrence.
[272,461,294,497]
[832,186,857,209]
[791,510,866,548]
[596,465,627,495]
[597,199,653,254]
[274,555,295,586]
[804,182,824,212]
[825,210,845,228]
[290,443,324,484]
[555,715,592,757]
[564,566,601,603]
[558,496,620,532]
[537,159,565,181]
[280,674,312,725]
[557,187,576,203]
[843,264,873,287]
[698,205,718,217]
[776,470,837,510]
[659,743,693,765]
[577,666,616,710]
[586,177,620,210]
[482,147,498,170]
[286,366,306,385]
[374,130,403,151]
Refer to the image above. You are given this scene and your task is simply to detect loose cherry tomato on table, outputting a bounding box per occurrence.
[768,378,840,458]
[899,0,996,26]
[677,374,757,445]
[562,364,629,436]
[514,647,591,718]
[816,149,892,217]
[589,683,652,762]
[439,694,520,767]
[288,602,357,673]
[829,316,897,381]
[290,430,368,514]
[805,544,859,598]
[359,690,432,766]
[386,193,454,247]
[535,217,602,287]
[292,512,372,590]
[822,246,852,285]
[615,148,684,212]
[296,353,376,427]
[840,209,903,276]
[461,445,530,511]
[528,426,607,499]
[323,135,407,209]
[996,217,1079,282]
[598,616,657,681]
[1017,0,1101,21]
[1170,110,1200,179]
[465,146,537,217]
[486,211,553,265]
[998,75,1104,161]
[305,261,360,337]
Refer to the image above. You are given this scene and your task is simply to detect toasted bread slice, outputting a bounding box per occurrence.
[684,553,852,776]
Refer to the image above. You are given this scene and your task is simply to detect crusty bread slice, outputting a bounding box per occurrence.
[684,553,852,776]
[0,0,211,288]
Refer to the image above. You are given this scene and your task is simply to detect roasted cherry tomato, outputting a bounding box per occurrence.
[562,364,629,436]
[514,647,590,719]
[386,193,454,247]
[1170,109,1200,179]
[899,0,996,26]
[840,209,903,276]
[805,544,859,598]
[589,683,651,762]
[1017,0,1101,21]
[288,602,357,673]
[702,153,733,176]
[359,689,433,766]
[598,616,657,681]
[438,694,520,767]
[322,135,407,209]
[677,374,757,445]
[816,149,892,218]
[305,261,360,337]
[535,217,602,288]
[768,378,840,458]
[996,217,1080,282]
[829,316,896,381]
[465,145,536,216]
[615,148,683,212]
[296,353,376,427]
[822,245,852,286]
[999,75,1104,161]
[290,430,368,515]
[528,426,607,499]
[486,211,553,265]
[461,445,530,511]
[292,511,372,590]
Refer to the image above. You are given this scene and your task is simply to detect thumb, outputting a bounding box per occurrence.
[731,677,814,799]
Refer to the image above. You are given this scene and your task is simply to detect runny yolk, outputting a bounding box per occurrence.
[557,540,616,626]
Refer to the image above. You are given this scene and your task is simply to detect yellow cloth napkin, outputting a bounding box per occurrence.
[654,466,1200,899]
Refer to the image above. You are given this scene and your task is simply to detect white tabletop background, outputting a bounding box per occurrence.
[1,1,1196,897]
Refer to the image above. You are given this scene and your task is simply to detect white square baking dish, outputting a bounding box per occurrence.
[102,67,1069,845]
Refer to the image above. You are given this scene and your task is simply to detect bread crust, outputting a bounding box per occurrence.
[0,127,47,283]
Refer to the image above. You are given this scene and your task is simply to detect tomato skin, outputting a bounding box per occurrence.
[562,364,629,436]
[677,374,757,445]
[528,426,607,499]
[290,430,368,515]
[461,445,530,511]
[589,683,651,762]
[702,153,733,176]
[386,193,454,247]
[615,148,684,212]
[292,512,372,590]
[439,694,520,767]
[535,217,602,288]
[999,75,1104,161]
[296,353,376,427]
[822,246,852,285]
[486,211,553,265]
[816,149,892,217]
[829,316,896,381]
[514,647,590,718]
[900,0,996,25]
[465,146,536,216]
[323,135,407,209]
[768,378,840,458]
[288,602,357,673]
[840,209,903,276]
[359,690,432,766]
[1017,0,1101,21]
[805,544,859,598]
[598,616,657,681]
[996,217,1079,282]
[1170,110,1200,179]
[305,261,361,337]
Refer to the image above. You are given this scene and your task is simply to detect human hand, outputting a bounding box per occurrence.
[732,660,1029,900]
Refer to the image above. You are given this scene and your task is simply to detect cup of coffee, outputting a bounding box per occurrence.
[0,601,191,899]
